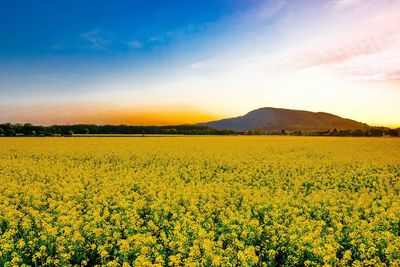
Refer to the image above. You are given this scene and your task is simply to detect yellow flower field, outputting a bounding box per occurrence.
[0,136,399,266]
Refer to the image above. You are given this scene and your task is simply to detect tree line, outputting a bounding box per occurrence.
[0,123,398,137]
[0,123,237,136]
[246,127,399,137]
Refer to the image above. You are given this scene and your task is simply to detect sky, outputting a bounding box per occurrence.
[0,0,399,126]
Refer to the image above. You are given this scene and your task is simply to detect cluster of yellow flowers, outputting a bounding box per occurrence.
[0,136,399,266]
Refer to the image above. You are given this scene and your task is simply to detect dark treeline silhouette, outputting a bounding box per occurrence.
[0,123,237,136]
[247,127,399,137]
[0,123,398,137]
[305,127,399,137]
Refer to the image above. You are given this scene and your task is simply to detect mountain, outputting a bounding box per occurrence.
[200,107,369,132]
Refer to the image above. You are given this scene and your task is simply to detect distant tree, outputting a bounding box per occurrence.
[352,129,364,137]
[369,128,383,137]
[247,128,265,135]
[0,123,11,130]
[388,129,399,137]
[45,126,56,135]
[221,129,235,135]
[281,129,286,135]
[338,129,352,136]
[22,123,34,133]
[166,128,178,134]
[13,123,23,133]
[83,128,90,134]
[246,129,263,135]
[24,130,36,136]
[0,128,5,136]
[6,129,16,136]
[65,130,74,136]
[291,130,302,136]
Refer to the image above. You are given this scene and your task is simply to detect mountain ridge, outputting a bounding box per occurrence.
[199,107,370,132]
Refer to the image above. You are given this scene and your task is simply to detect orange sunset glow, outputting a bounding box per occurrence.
[0,104,219,126]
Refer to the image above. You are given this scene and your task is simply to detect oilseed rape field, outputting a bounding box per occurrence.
[0,137,400,266]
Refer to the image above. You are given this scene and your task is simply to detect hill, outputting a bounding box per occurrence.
[200,107,370,132]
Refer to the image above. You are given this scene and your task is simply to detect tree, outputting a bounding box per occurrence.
[352,129,364,137]
[6,129,16,136]
[388,129,399,137]
[45,126,56,136]
[83,128,90,135]
[369,128,383,137]
[24,130,36,136]
[253,128,265,135]
[0,128,5,136]
[291,130,302,136]
[165,128,178,134]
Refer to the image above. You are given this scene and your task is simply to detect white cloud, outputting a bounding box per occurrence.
[80,30,109,49]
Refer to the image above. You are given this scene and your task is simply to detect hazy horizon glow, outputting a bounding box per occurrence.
[1,0,399,127]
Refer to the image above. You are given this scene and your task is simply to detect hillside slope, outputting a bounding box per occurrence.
[200,107,369,132]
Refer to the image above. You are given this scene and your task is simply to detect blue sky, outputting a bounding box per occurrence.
[1,0,399,126]
[1,0,262,102]
[1,0,235,56]
[1,1,237,80]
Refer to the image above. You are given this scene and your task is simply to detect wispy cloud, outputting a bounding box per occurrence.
[287,28,399,70]
[266,1,400,83]
[34,74,70,84]
[80,30,110,49]
[148,36,163,42]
